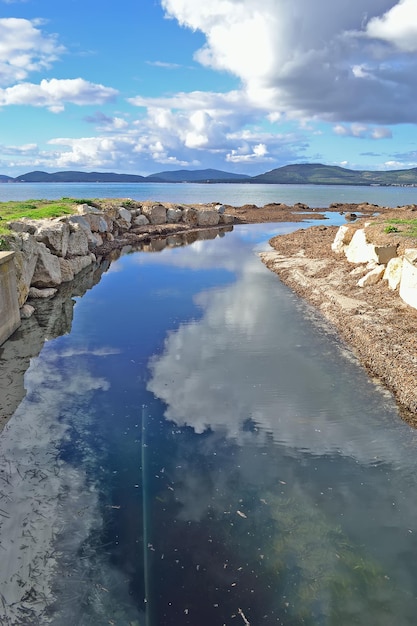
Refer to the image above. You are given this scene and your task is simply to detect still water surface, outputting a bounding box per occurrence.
[1,220,417,624]
[1,180,417,207]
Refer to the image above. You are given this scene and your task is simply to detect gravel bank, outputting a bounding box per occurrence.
[260,217,417,424]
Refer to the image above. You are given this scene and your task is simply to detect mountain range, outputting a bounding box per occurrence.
[2,164,417,186]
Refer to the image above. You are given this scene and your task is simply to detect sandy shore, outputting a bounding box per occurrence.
[259,213,417,424]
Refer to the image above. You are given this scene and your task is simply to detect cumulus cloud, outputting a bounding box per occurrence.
[0,78,117,112]
[0,18,64,86]
[366,0,417,52]
[160,0,417,125]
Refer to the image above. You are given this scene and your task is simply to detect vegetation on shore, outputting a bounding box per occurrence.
[384,217,417,237]
[0,198,93,236]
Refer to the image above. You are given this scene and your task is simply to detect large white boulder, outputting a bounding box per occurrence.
[357,265,385,287]
[383,257,403,290]
[399,249,417,309]
[331,225,353,254]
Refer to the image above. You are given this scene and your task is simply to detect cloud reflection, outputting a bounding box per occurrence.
[148,249,416,466]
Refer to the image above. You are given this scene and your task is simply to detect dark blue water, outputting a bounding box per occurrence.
[1,221,417,625]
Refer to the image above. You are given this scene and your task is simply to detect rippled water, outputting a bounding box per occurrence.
[2,220,417,624]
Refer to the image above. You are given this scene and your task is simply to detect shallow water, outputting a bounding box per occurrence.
[2,221,417,624]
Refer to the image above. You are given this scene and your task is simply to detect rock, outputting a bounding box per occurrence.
[345,229,378,264]
[82,213,109,233]
[59,258,75,283]
[28,287,58,299]
[182,208,198,225]
[331,225,354,254]
[196,210,220,227]
[67,225,89,256]
[8,233,41,306]
[345,212,357,221]
[77,203,100,215]
[7,219,38,234]
[216,204,226,215]
[133,214,150,226]
[20,304,35,319]
[118,207,132,223]
[384,257,403,290]
[142,204,167,225]
[34,219,70,257]
[399,249,417,310]
[31,244,62,288]
[219,214,234,225]
[68,255,94,275]
[357,265,385,287]
[167,208,183,223]
[374,244,398,265]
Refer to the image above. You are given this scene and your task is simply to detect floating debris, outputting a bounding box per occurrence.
[237,510,247,519]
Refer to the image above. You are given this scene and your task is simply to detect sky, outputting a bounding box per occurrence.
[0,0,417,177]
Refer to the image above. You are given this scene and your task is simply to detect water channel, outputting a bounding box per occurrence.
[1,218,417,625]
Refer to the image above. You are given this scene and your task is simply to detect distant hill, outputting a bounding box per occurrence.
[146,169,251,183]
[13,171,146,183]
[3,164,417,186]
[251,163,417,186]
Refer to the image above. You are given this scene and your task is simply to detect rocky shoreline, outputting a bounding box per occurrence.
[260,209,417,423]
[2,197,417,424]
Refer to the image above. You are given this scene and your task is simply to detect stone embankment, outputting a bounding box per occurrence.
[331,220,417,309]
[0,200,234,345]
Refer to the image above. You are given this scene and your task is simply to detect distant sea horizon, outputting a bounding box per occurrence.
[1,181,416,208]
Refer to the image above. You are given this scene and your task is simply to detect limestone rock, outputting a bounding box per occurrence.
[68,255,94,275]
[77,203,101,215]
[384,257,403,290]
[28,287,58,298]
[399,249,417,310]
[34,219,70,257]
[142,204,167,225]
[196,210,220,227]
[345,229,376,264]
[118,207,132,223]
[331,225,354,254]
[182,208,198,225]
[167,208,183,223]
[31,244,62,288]
[357,265,385,287]
[59,258,75,283]
[219,214,234,225]
[67,225,89,256]
[8,233,41,306]
[133,214,150,226]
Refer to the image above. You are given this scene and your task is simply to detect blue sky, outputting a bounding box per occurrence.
[0,0,417,176]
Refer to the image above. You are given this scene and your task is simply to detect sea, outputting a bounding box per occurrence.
[1,181,417,207]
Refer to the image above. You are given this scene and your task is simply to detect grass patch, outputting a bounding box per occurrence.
[0,198,90,235]
[384,218,417,238]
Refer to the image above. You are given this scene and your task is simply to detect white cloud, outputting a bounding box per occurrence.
[333,123,392,139]
[160,0,417,125]
[0,78,117,112]
[366,0,417,52]
[0,18,64,86]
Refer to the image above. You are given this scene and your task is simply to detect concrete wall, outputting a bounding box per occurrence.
[0,251,21,346]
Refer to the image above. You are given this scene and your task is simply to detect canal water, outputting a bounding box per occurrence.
[1,219,417,625]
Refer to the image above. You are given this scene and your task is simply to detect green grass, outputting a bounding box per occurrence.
[0,198,90,235]
[384,217,417,238]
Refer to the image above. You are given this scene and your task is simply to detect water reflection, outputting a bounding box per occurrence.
[1,222,417,624]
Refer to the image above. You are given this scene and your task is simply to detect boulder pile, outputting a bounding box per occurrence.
[5,201,234,311]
